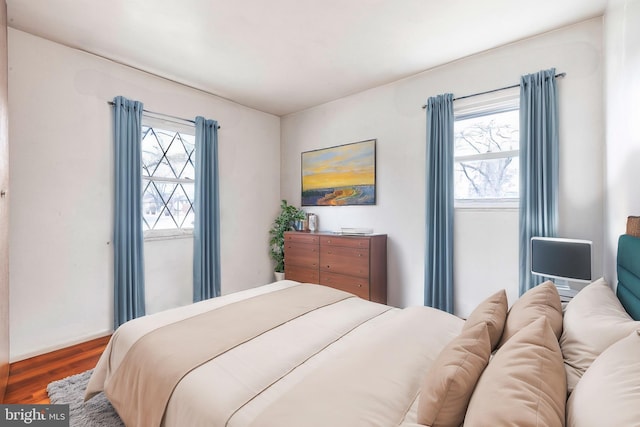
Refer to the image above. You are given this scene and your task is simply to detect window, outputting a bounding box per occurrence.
[141,116,195,238]
[454,93,519,207]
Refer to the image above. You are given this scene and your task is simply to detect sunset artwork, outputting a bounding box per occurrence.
[301,139,376,206]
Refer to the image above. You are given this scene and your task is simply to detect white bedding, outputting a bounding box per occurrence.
[86,281,464,427]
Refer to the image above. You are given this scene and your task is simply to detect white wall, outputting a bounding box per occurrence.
[454,209,519,316]
[144,238,194,314]
[604,0,640,285]
[8,29,281,360]
[281,19,604,316]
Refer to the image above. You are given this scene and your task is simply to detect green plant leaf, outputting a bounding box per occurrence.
[268,199,306,273]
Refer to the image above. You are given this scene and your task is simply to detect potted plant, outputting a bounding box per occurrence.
[269,200,306,280]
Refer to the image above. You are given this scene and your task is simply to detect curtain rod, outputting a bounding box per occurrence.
[421,72,566,109]
[107,101,221,129]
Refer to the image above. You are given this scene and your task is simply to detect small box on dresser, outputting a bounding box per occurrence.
[284,231,387,304]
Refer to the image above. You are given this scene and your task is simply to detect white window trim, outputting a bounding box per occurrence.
[454,88,519,119]
[455,198,519,210]
[143,176,194,184]
[141,117,196,240]
[453,88,520,209]
[144,228,193,241]
[454,149,519,163]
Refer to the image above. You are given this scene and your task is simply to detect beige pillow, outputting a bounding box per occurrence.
[566,330,640,427]
[462,289,507,351]
[567,331,640,427]
[464,317,566,427]
[560,277,640,392]
[498,280,562,348]
[417,322,491,427]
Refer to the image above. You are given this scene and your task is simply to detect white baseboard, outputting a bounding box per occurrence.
[10,329,113,363]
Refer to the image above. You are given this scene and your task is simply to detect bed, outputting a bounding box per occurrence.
[85,281,465,427]
[85,234,640,427]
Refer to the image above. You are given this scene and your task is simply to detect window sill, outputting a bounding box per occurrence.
[144,230,194,241]
[455,199,519,211]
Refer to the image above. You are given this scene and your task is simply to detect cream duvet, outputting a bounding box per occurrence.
[85,281,463,427]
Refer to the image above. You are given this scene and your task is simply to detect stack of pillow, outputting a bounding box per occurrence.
[416,279,640,427]
[562,278,640,427]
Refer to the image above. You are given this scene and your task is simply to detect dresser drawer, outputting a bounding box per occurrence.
[320,246,369,278]
[285,232,320,245]
[320,235,370,249]
[320,272,369,300]
[282,231,386,303]
[284,242,319,268]
[285,265,320,283]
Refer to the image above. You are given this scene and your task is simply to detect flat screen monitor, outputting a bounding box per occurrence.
[531,237,592,283]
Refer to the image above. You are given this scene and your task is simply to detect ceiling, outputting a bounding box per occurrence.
[6,0,607,116]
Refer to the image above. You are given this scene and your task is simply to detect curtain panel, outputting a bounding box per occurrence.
[425,93,455,313]
[113,96,146,328]
[519,68,559,295]
[193,116,221,302]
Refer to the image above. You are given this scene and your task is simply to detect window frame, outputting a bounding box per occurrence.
[453,90,520,209]
[140,114,196,240]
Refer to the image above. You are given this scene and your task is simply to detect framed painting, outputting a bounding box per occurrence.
[301,139,376,206]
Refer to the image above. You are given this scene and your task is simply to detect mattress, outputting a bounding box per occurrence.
[85,280,464,427]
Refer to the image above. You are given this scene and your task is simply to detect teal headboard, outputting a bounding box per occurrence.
[617,234,640,320]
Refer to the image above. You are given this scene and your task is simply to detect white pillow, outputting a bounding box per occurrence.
[566,330,640,427]
[560,278,640,392]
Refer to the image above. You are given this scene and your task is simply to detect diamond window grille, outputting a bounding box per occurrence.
[141,125,196,232]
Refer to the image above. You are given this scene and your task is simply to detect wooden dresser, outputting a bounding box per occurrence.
[284,231,387,303]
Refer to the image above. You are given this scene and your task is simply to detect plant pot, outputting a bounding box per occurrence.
[274,271,285,282]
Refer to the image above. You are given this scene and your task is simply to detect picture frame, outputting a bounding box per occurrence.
[301,139,376,206]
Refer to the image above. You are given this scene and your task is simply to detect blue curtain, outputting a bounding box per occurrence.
[193,116,221,302]
[113,96,145,328]
[519,69,559,295]
[425,94,455,313]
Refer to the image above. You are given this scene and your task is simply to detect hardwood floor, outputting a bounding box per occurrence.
[3,335,110,404]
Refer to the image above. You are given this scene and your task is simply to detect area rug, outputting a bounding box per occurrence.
[47,369,124,427]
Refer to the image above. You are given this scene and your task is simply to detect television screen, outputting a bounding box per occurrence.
[531,237,592,282]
